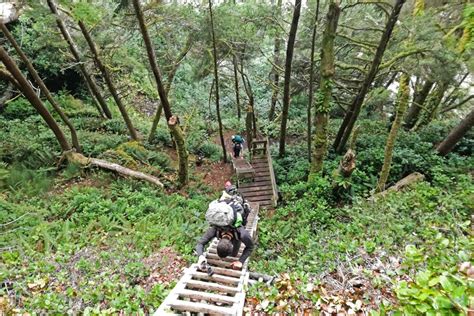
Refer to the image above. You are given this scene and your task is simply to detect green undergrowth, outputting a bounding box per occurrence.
[0,175,212,313]
[249,172,473,314]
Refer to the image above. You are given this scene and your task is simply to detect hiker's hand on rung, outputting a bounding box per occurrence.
[230,261,242,270]
[198,255,207,269]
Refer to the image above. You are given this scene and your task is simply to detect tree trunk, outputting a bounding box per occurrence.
[1,22,81,152]
[46,0,112,119]
[240,63,256,140]
[132,0,188,186]
[436,108,474,156]
[375,74,409,193]
[278,0,302,158]
[232,54,241,120]
[208,0,227,163]
[404,80,434,129]
[308,0,339,180]
[0,47,71,152]
[148,34,192,143]
[268,0,282,121]
[307,0,320,162]
[413,82,447,131]
[168,116,189,185]
[333,0,406,153]
[208,78,215,118]
[78,21,138,141]
[246,104,253,154]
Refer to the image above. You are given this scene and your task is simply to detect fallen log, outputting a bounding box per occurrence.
[372,172,424,199]
[248,272,275,285]
[66,152,164,188]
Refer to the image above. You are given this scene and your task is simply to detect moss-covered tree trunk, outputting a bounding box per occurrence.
[246,104,253,155]
[0,22,81,152]
[132,0,188,186]
[375,74,409,193]
[413,82,447,131]
[404,80,434,129]
[268,0,282,121]
[232,54,241,120]
[308,0,339,180]
[46,0,112,120]
[279,0,302,158]
[333,0,406,153]
[208,0,227,163]
[78,21,138,141]
[240,63,256,140]
[307,0,320,162]
[436,108,474,156]
[0,47,71,152]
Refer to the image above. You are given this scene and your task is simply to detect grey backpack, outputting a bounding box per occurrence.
[206,200,235,227]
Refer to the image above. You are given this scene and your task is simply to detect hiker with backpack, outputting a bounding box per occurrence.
[231,134,245,158]
[196,182,253,270]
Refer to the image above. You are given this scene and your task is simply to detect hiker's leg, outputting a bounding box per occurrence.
[233,144,238,158]
[235,146,241,157]
[231,239,241,257]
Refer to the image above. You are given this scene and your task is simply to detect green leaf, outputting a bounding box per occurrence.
[72,3,102,25]
[439,275,454,292]
[415,303,431,313]
[434,295,452,309]
[416,270,431,287]
[428,277,440,287]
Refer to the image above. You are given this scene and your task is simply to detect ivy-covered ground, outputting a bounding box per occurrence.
[1,96,473,314]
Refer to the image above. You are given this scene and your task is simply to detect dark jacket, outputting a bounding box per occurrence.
[196,226,254,263]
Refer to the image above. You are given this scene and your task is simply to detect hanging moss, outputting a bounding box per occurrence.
[413,0,425,16]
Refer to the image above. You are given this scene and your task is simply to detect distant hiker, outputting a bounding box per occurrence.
[196,181,253,270]
[231,134,245,158]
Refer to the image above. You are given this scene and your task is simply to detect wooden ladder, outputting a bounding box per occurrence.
[155,203,260,316]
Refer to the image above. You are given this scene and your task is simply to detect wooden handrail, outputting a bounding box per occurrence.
[265,137,278,207]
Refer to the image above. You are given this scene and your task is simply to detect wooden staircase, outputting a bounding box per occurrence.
[236,138,278,209]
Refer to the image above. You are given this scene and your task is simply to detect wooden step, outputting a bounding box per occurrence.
[207,258,235,269]
[207,253,240,262]
[241,190,273,198]
[197,265,243,278]
[191,271,241,286]
[254,165,268,169]
[238,185,273,193]
[176,289,238,305]
[245,197,273,205]
[185,279,239,294]
[239,181,272,189]
[168,299,235,315]
[251,158,268,163]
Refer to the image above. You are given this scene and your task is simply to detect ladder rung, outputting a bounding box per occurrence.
[176,288,238,304]
[185,279,239,294]
[168,299,235,315]
[191,271,241,285]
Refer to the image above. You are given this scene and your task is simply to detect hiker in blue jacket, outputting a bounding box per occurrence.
[231,134,245,158]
